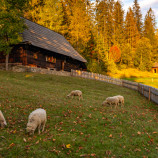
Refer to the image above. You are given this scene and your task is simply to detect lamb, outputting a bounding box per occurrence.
[67,90,83,100]
[26,108,47,135]
[0,110,7,128]
[115,95,124,107]
[102,96,119,108]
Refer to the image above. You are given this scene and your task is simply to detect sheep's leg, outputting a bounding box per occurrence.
[114,103,117,109]
[38,125,41,134]
[121,101,124,107]
[42,121,46,132]
[81,95,83,100]
[121,102,123,107]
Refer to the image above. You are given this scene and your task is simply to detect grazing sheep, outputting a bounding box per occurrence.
[115,95,124,107]
[26,108,47,135]
[0,110,7,128]
[67,90,83,100]
[102,96,119,108]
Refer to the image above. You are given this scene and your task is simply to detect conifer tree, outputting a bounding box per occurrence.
[25,0,66,35]
[135,37,152,71]
[132,0,142,35]
[113,0,124,47]
[124,7,139,49]
[143,8,156,45]
[68,0,92,54]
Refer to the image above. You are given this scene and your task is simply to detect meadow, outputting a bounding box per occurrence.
[109,68,158,88]
[0,70,158,158]
[125,77,158,89]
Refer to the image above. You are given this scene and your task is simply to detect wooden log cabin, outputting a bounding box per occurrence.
[0,18,87,71]
[152,62,158,73]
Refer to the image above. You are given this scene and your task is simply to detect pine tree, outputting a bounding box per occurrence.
[135,37,152,71]
[96,0,110,49]
[124,7,139,49]
[113,0,124,49]
[25,0,66,35]
[132,0,143,35]
[143,8,156,45]
[68,0,92,54]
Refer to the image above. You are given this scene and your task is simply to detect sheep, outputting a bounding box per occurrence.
[26,108,47,135]
[0,110,7,128]
[102,96,119,108]
[115,95,124,107]
[67,90,83,100]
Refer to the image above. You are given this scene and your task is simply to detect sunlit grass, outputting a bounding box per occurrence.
[109,68,158,88]
[0,70,158,158]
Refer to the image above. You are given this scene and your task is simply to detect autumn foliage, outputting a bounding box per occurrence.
[109,46,121,62]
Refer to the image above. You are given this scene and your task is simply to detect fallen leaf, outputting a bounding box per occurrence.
[137,131,141,135]
[134,148,141,152]
[52,139,56,142]
[109,134,113,138]
[23,138,27,142]
[91,153,96,156]
[66,144,71,148]
[153,132,157,134]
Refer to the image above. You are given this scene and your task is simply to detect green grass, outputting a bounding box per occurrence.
[124,77,158,88]
[0,70,158,158]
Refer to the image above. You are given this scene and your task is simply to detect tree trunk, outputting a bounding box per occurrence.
[5,53,9,71]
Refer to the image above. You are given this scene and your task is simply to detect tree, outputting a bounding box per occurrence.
[25,0,67,35]
[109,45,121,62]
[124,7,140,49]
[113,0,124,46]
[135,37,152,71]
[121,43,134,67]
[0,0,27,70]
[143,8,156,45]
[132,0,143,35]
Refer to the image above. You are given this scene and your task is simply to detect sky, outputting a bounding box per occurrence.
[90,0,158,29]
[122,0,158,28]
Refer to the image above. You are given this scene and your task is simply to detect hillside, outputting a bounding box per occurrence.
[0,71,158,158]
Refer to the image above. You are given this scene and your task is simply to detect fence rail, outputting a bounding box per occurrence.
[71,69,158,104]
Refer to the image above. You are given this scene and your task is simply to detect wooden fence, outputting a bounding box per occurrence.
[71,69,158,104]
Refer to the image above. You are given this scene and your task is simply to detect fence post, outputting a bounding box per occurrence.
[149,88,151,101]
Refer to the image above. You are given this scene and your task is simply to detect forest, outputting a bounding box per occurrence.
[1,0,158,74]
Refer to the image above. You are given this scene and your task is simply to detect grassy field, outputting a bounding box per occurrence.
[124,77,158,89]
[0,70,158,158]
[109,68,158,89]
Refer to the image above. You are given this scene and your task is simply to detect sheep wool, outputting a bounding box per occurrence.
[26,108,47,135]
[0,110,7,128]
[115,95,124,107]
[102,96,119,108]
[67,90,83,100]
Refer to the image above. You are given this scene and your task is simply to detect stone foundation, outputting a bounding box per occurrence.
[0,64,71,77]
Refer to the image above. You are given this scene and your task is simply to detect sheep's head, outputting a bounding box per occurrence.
[67,95,70,98]
[26,123,35,135]
[0,121,7,128]
[102,101,107,106]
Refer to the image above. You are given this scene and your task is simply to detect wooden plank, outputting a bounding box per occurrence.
[149,88,151,101]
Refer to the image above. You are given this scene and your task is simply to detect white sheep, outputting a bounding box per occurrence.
[115,95,124,107]
[102,96,119,108]
[26,108,47,135]
[67,90,83,100]
[0,110,7,128]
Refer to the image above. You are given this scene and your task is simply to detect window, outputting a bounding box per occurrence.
[46,56,56,63]
[33,53,38,59]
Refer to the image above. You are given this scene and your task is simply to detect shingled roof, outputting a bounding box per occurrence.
[152,62,158,68]
[22,18,87,63]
